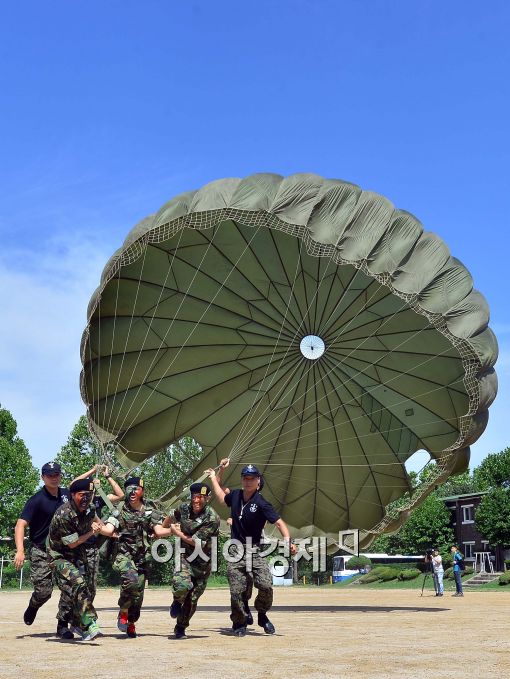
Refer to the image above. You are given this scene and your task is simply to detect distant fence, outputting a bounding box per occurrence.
[0,556,30,589]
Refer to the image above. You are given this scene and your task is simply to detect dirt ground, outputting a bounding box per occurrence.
[1,586,508,679]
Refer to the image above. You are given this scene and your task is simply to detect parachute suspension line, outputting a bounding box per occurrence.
[241,322,463,460]
[231,267,409,456]
[109,223,220,438]
[102,266,123,436]
[234,271,454,459]
[228,358,314,469]
[366,452,456,539]
[229,262,369,458]
[102,241,150,435]
[156,460,224,509]
[113,220,268,441]
[229,234,309,458]
[230,234,361,460]
[103,226,187,436]
[243,378,465,459]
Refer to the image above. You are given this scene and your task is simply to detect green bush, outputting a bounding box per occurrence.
[357,567,387,583]
[504,559,510,571]
[378,567,399,581]
[498,571,510,586]
[358,573,380,583]
[398,568,421,581]
[444,566,473,579]
[345,555,372,570]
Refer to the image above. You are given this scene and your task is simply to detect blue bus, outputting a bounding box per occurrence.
[332,553,423,582]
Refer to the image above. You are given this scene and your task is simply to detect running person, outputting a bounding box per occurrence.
[100,476,169,638]
[167,482,220,639]
[208,459,296,637]
[14,461,72,638]
[71,464,124,602]
[47,478,106,641]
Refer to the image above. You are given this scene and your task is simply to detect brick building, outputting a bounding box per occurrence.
[440,491,506,571]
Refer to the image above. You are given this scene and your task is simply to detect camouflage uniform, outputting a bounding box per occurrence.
[27,544,73,623]
[47,502,99,632]
[84,545,100,602]
[108,500,163,623]
[172,502,220,629]
[227,547,273,627]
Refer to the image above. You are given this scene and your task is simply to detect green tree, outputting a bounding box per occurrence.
[379,494,454,555]
[475,488,510,547]
[474,447,510,490]
[56,416,204,501]
[436,470,482,497]
[137,436,204,500]
[0,406,39,551]
[55,416,102,486]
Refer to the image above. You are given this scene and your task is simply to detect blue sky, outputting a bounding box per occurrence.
[1,0,508,473]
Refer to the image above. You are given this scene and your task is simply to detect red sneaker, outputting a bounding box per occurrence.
[127,623,137,638]
[117,612,128,632]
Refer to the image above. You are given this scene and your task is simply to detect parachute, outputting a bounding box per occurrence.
[80,173,498,546]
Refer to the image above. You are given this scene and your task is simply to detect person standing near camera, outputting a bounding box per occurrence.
[431,549,444,596]
[451,545,464,597]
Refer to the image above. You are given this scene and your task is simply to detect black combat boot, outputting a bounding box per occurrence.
[258,613,275,634]
[23,605,38,625]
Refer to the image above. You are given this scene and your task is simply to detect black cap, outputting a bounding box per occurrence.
[124,477,143,489]
[41,461,62,475]
[70,479,94,493]
[190,482,211,496]
[241,464,261,477]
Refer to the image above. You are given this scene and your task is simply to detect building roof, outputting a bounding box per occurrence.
[438,491,489,501]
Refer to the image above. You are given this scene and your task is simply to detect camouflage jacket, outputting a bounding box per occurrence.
[47,500,99,563]
[107,499,164,565]
[173,502,220,569]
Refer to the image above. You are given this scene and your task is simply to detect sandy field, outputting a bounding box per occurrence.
[1,586,508,679]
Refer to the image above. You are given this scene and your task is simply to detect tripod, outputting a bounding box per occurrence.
[420,558,434,597]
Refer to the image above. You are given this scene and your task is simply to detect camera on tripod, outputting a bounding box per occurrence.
[424,547,435,571]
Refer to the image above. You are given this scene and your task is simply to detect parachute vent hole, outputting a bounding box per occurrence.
[299,335,325,360]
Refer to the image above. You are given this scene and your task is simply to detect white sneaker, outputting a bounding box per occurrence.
[82,622,102,641]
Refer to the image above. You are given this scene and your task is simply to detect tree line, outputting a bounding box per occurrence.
[1,403,509,560]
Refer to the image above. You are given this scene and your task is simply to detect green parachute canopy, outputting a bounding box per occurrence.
[81,173,498,545]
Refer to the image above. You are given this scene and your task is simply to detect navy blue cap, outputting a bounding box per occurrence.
[241,464,261,477]
[41,461,62,475]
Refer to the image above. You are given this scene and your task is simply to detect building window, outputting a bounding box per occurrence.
[463,542,475,559]
[461,505,474,523]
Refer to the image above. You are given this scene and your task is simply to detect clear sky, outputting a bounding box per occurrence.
[1,0,508,473]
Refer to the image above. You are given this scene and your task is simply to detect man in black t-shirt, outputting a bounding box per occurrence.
[14,461,72,638]
[208,460,296,637]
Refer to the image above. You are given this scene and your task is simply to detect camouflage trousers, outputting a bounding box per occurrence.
[84,545,100,602]
[53,558,97,631]
[113,554,147,623]
[172,558,210,629]
[227,549,273,626]
[28,544,72,623]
